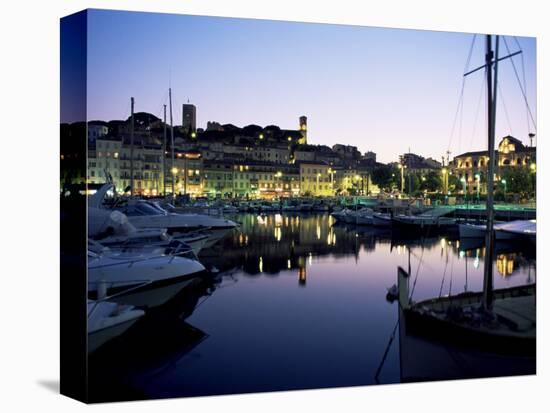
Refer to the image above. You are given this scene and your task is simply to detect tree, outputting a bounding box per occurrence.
[371,165,399,191]
[447,174,461,193]
[500,168,534,198]
[419,171,442,192]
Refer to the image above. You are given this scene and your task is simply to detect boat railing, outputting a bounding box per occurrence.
[89,252,188,269]
[88,279,154,305]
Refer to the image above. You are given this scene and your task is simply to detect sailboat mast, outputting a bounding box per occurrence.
[169,88,175,199]
[482,35,499,311]
[163,104,167,197]
[130,97,135,196]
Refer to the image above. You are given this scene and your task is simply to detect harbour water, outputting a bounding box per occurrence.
[88,213,536,402]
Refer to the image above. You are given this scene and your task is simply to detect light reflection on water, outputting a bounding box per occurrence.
[89,213,536,401]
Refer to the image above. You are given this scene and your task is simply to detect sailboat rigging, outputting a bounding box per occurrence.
[397,34,535,356]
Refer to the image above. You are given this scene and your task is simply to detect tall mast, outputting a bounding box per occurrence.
[169,88,175,199]
[130,97,135,196]
[482,35,499,312]
[163,104,167,197]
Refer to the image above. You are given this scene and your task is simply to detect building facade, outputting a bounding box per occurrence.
[299,161,333,196]
[451,136,536,194]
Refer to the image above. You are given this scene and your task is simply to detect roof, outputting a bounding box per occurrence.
[455,149,496,158]
[296,160,330,166]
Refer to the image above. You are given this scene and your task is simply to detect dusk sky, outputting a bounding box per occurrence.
[82,9,537,163]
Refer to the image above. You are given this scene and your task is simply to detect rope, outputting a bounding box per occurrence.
[502,37,537,130]
[439,247,449,298]
[467,68,487,151]
[513,36,533,136]
[408,229,432,303]
[448,250,455,297]
[447,34,477,154]
[374,318,399,383]
[497,81,514,135]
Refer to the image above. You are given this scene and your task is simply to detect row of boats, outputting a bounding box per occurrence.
[331,205,536,244]
[87,183,239,353]
[178,198,346,214]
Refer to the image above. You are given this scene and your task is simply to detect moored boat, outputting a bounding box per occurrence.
[87,246,207,308]
[87,299,145,353]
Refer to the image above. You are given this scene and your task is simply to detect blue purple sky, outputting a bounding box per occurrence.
[80,9,536,163]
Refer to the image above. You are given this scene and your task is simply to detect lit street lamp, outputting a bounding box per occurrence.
[328,168,335,195]
[276,171,283,192]
[171,167,178,197]
[399,164,405,193]
[316,172,321,195]
[501,179,507,199]
[475,173,480,202]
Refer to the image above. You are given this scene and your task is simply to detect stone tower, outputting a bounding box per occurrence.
[299,115,307,144]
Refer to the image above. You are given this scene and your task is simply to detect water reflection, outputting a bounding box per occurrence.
[201,213,535,292]
[88,276,219,402]
[90,213,536,400]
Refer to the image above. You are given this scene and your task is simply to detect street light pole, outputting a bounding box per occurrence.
[475,173,480,202]
[130,97,134,196]
[400,164,404,193]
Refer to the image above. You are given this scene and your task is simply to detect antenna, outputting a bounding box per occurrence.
[163,104,167,197]
[130,97,135,196]
[169,88,175,199]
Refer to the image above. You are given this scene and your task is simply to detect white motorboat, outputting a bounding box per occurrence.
[259,202,279,213]
[312,201,330,212]
[222,204,239,214]
[330,208,349,223]
[458,222,486,238]
[355,209,374,225]
[459,220,535,242]
[495,220,536,242]
[298,201,314,212]
[96,227,209,256]
[89,184,238,248]
[87,299,145,353]
[342,206,373,224]
[392,208,456,230]
[87,246,206,308]
[121,200,238,245]
[372,212,392,227]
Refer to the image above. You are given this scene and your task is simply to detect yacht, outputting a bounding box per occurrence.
[354,208,374,225]
[495,219,536,242]
[458,222,487,238]
[330,208,348,223]
[459,219,536,242]
[87,245,206,308]
[392,208,456,230]
[95,227,210,256]
[91,184,238,247]
[372,212,392,227]
[87,299,145,353]
[342,206,373,224]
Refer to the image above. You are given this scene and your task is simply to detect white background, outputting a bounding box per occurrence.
[0,0,547,411]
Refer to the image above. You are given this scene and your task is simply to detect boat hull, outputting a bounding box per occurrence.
[88,316,142,353]
[89,274,205,308]
[403,285,536,357]
[372,214,392,227]
[458,223,486,238]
